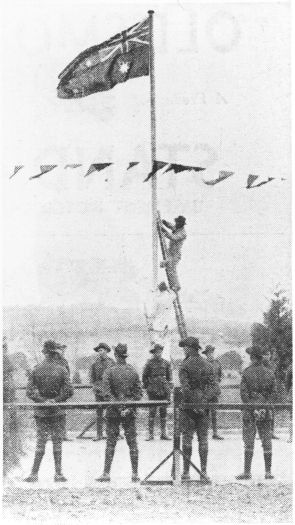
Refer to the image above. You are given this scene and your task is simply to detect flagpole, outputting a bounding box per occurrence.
[148,10,158,289]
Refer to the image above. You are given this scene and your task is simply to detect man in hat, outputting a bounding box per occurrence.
[145,281,176,361]
[202,345,223,440]
[90,343,115,441]
[160,216,187,292]
[236,346,277,480]
[97,343,142,483]
[24,340,73,482]
[179,336,220,481]
[142,344,173,440]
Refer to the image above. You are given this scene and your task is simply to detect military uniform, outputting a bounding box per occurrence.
[54,351,71,440]
[202,346,223,439]
[97,344,142,482]
[142,349,172,439]
[179,337,219,479]
[237,346,277,479]
[25,341,73,482]
[161,217,187,292]
[285,364,292,443]
[90,346,115,439]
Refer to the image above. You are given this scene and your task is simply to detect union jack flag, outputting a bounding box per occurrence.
[99,18,149,63]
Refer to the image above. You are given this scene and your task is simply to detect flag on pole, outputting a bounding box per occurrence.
[30,165,57,180]
[57,18,149,98]
[84,163,112,177]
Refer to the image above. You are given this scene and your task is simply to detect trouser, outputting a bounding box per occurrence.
[103,411,138,474]
[163,256,181,291]
[181,410,209,473]
[95,392,105,437]
[31,416,65,474]
[147,393,168,436]
[210,396,219,435]
[242,417,272,473]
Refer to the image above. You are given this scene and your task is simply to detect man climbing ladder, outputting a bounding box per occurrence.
[160,215,187,292]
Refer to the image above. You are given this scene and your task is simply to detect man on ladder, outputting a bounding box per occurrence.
[160,216,187,292]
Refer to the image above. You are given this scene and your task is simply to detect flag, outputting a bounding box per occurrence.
[30,165,57,180]
[143,161,168,182]
[246,174,259,189]
[127,162,139,170]
[164,163,205,174]
[57,18,149,98]
[64,164,82,169]
[10,165,24,179]
[84,163,112,177]
[203,170,234,186]
[254,177,275,187]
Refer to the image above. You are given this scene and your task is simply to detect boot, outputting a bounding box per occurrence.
[236,450,253,480]
[160,417,171,440]
[24,450,44,482]
[182,445,192,480]
[145,416,154,441]
[130,450,140,482]
[264,452,274,479]
[53,449,67,482]
[212,409,224,440]
[96,445,115,482]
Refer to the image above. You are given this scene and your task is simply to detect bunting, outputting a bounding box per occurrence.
[164,163,206,175]
[84,163,112,177]
[9,165,24,179]
[143,161,168,182]
[65,164,82,169]
[30,165,57,180]
[246,175,275,189]
[203,170,234,186]
[127,162,139,170]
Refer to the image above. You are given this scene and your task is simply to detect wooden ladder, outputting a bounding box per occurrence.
[157,211,188,339]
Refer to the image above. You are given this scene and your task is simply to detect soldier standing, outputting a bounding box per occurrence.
[24,340,73,482]
[90,343,115,441]
[160,216,187,292]
[202,345,223,440]
[262,349,280,440]
[142,343,172,441]
[236,346,277,480]
[179,336,220,481]
[96,343,142,483]
[54,344,72,441]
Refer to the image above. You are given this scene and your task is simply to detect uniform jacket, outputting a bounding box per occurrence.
[179,353,220,404]
[26,357,74,418]
[103,362,142,417]
[162,223,187,260]
[90,355,115,395]
[240,362,277,420]
[54,354,70,375]
[142,356,172,398]
[211,359,222,383]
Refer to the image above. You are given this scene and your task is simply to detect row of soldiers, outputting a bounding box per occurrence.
[20,335,292,483]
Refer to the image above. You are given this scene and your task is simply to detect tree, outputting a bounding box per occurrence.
[251,288,292,380]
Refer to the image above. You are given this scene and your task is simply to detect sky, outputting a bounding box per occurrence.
[1,0,292,322]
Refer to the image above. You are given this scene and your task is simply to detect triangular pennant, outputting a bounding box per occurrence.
[30,165,57,180]
[84,163,112,177]
[9,165,24,179]
[127,162,139,170]
[246,174,259,189]
[64,164,82,169]
[254,177,275,188]
[203,170,234,186]
[165,163,205,174]
[143,161,168,182]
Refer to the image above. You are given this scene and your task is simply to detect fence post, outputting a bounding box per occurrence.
[173,387,182,485]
